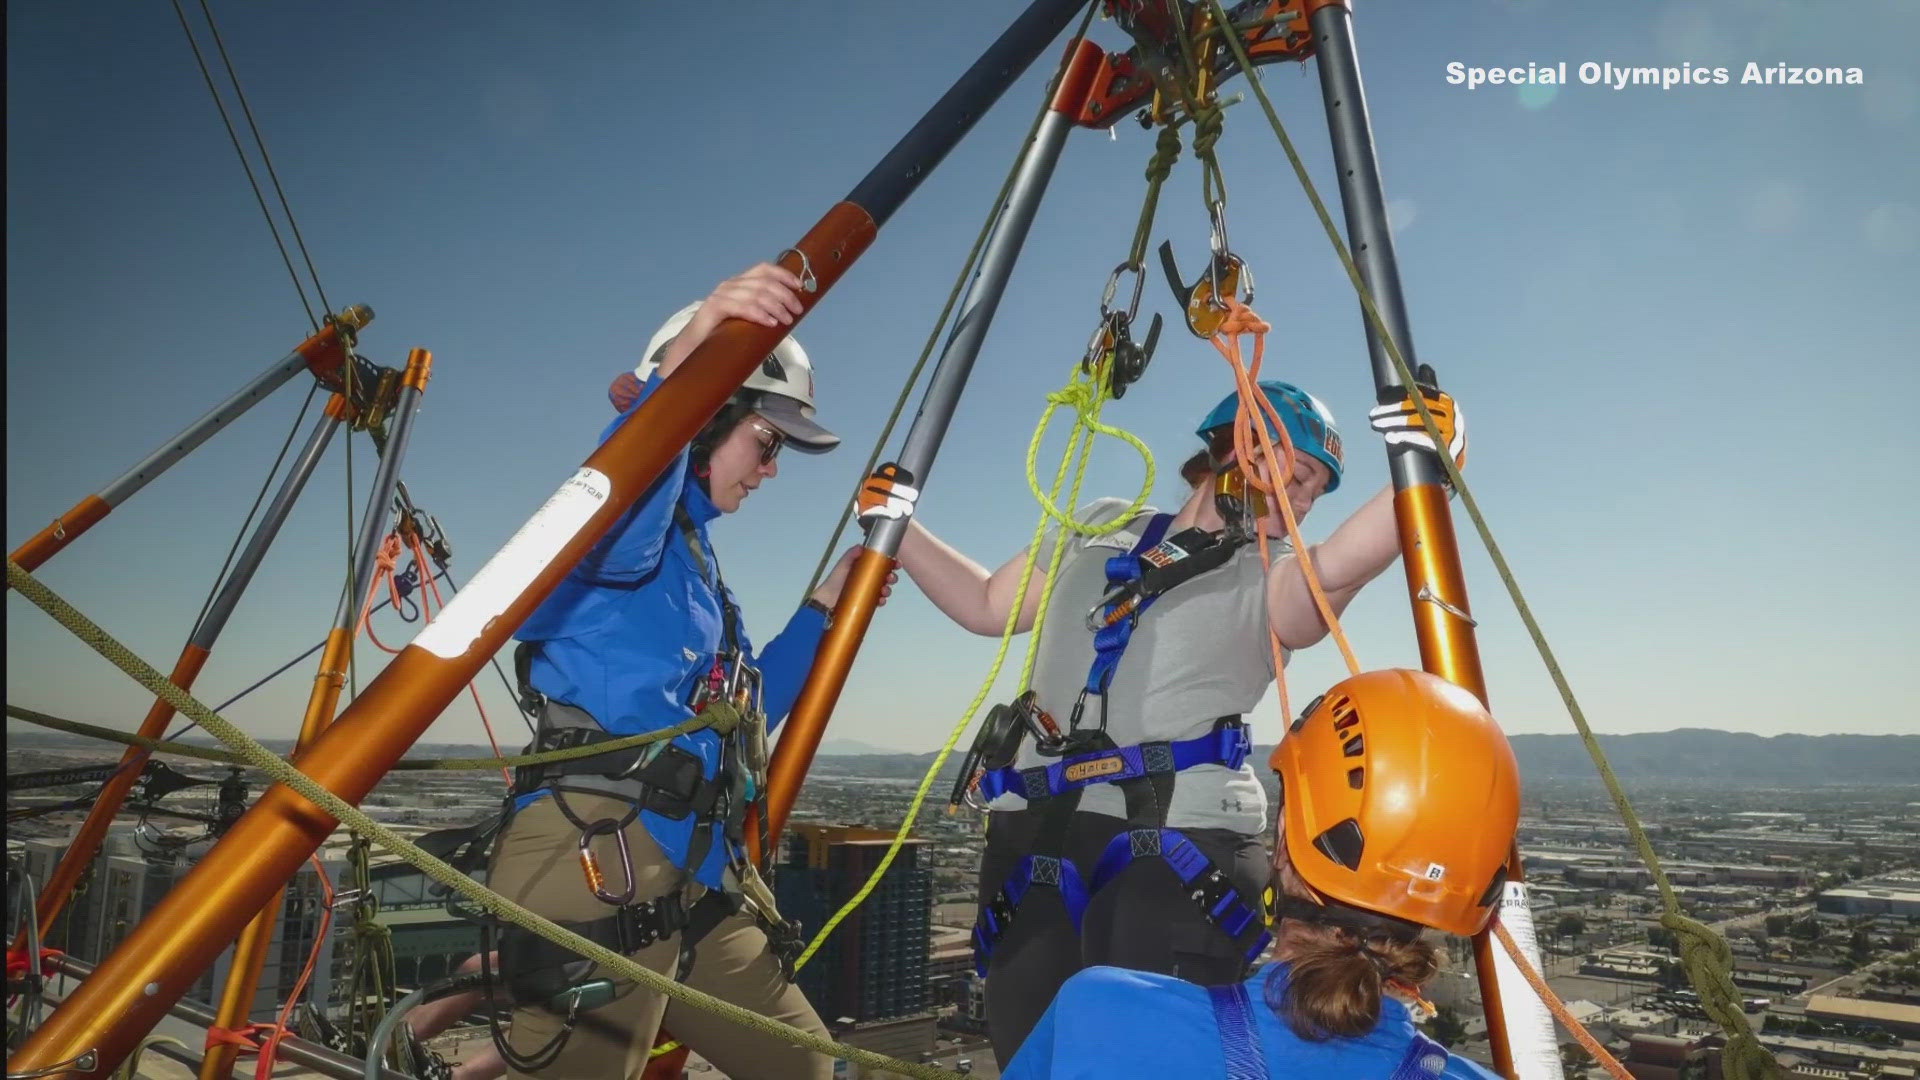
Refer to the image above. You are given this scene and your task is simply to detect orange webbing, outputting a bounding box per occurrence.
[204,1022,282,1053]
[1493,921,1633,1080]
[1207,298,1365,729]
[250,854,333,1080]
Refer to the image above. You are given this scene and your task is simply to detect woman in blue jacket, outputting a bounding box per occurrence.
[486,264,891,1079]
[1004,668,1521,1080]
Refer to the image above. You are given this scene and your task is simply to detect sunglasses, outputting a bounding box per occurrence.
[747,419,786,466]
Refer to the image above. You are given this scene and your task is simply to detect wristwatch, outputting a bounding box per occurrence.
[804,598,833,626]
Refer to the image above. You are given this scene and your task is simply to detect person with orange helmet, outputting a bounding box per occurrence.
[1002,668,1518,1079]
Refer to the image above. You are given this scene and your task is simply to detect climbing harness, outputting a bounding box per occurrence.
[492,498,803,1052]
[970,510,1271,975]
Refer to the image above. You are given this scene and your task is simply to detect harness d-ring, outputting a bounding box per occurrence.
[776,247,818,293]
[577,818,637,906]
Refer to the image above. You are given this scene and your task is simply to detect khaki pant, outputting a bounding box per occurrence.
[487,792,831,1080]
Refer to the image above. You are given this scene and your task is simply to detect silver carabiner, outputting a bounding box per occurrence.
[1098,261,1146,324]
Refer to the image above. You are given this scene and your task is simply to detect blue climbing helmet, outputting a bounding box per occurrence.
[1195,380,1343,493]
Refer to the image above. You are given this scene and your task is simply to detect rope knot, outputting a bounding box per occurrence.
[1191,103,1226,161]
[1657,912,1781,1080]
[1145,124,1183,186]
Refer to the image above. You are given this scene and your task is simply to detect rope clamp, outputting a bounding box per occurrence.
[1415,584,1477,627]
[578,818,637,906]
[1158,238,1254,338]
[777,248,818,294]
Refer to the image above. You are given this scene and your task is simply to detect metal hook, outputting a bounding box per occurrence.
[1414,584,1477,627]
[776,248,818,294]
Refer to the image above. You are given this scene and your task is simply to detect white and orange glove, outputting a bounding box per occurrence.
[856,462,919,523]
[1369,379,1467,470]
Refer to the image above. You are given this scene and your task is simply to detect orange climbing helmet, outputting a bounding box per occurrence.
[1271,668,1521,937]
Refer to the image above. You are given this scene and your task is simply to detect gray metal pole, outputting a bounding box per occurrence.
[189,410,342,649]
[1309,7,1560,1078]
[327,361,429,636]
[99,353,313,508]
[864,104,1077,557]
[1306,3,1447,494]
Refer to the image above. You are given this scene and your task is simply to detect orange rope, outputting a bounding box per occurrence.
[252,854,334,1080]
[1206,298,1365,729]
[1493,921,1633,1080]
[407,533,513,788]
[358,533,407,654]
[204,1021,282,1053]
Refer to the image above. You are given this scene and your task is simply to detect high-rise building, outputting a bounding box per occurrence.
[777,825,933,1025]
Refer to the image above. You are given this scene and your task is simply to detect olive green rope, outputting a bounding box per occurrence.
[1206,6,1776,1076]
[5,703,730,773]
[801,0,1103,604]
[5,559,963,1080]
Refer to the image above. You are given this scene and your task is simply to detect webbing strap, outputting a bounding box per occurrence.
[974,720,1250,802]
[1084,513,1175,697]
[1090,827,1272,963]
[1388,1031,1452,1080]
[969,851,1091,978]
[1207,982,1270,1080]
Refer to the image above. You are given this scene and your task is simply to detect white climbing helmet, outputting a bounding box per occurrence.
[637,302,839,453]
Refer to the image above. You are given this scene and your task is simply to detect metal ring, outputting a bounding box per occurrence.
[776,248,818,293]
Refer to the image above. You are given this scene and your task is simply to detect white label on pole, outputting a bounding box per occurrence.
[413,468,611,659]
[1491,880,1566,1080]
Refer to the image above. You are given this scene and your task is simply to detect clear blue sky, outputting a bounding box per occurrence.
[8,1,1917,756]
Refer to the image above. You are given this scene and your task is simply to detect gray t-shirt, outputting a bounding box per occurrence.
[985,497,1286,835]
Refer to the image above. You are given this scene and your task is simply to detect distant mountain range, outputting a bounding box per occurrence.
[10,728,1916,785]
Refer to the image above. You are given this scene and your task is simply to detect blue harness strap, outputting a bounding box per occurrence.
[974,721,1251,802]
[1389,1031,1452,1080]
[1207,982,1271,1080]
[1090,825,1273,963]
[1083,513,1175,704]
[969,850,1090,978]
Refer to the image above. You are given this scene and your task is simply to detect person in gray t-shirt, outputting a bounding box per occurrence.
[882,377,1466,1063]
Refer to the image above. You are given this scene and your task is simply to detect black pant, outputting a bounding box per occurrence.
[976,808,1271,1064]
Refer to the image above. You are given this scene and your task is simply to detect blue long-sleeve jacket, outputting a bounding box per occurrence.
[1004,964,1499,1080]
[513,373,828,888]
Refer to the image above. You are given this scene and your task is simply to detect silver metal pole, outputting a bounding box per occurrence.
[98,352,314,509]
[864,102,1078,556]
[327,365,429,636]
[190,410,343,648]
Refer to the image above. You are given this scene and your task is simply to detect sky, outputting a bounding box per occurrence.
[7,0,1918,760]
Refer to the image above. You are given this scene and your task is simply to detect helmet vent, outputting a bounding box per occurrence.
[1342,734,1365,759]
[1347,767,1364,790]
[1331,696,1359,732]
[1313,818,1366,871]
